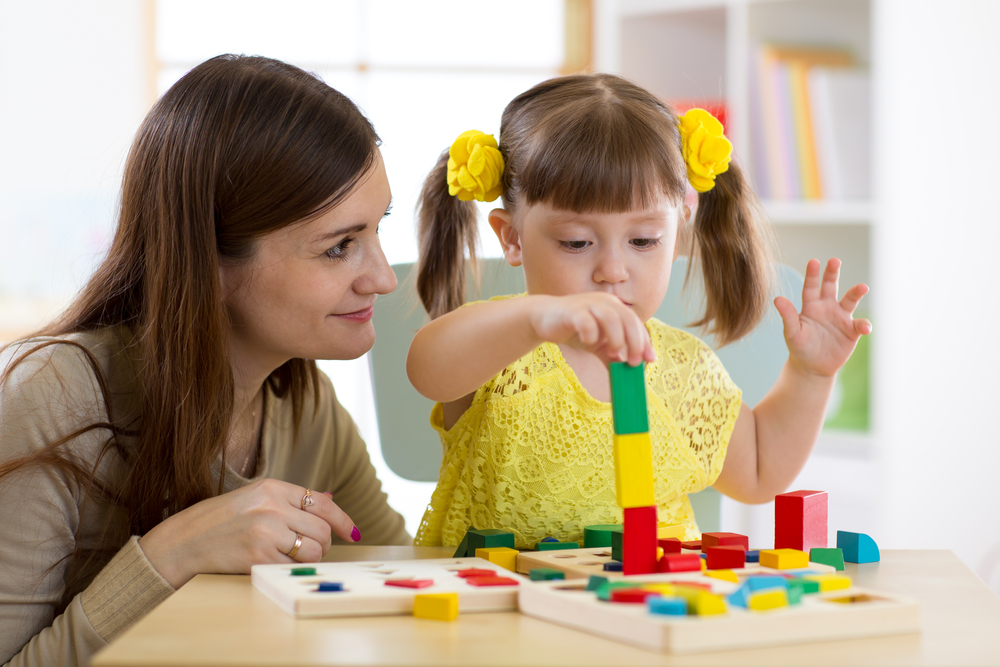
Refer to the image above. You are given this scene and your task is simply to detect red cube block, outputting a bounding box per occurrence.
[701,532,749,551]
[658,537,683,554]
[623,506,658,575]
[705,545,746,570]
[656,553,702,573]
[775,490,828,551]
[454,568,497,578]
[465,576,519,587]
[680,540,702,550]
[610,588,659,603]
[385,579,434,588]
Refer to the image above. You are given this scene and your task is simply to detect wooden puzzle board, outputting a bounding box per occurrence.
[251,557,526,619]
[517,571,920,654]
[516,546,838,579]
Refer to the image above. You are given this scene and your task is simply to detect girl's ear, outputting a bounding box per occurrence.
[488,208,523,267]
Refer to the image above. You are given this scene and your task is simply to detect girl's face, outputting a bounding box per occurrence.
[221,150,396,371]
[489,196,686,323]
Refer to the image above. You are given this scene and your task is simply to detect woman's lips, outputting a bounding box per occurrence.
[331,305,374,323]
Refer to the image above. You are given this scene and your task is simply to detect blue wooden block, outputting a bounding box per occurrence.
[727,582,751,608]
[603,561,623,572]
[746,575,788,592]
[540,536,559,543]
[648,596,687,616]
[837,530,880,563]
[316,582,344,592]
[745,549,760,563]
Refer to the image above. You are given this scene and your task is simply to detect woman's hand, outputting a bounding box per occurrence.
[530,292,656,367]
[774,258,871,378]
[138,479,359,589]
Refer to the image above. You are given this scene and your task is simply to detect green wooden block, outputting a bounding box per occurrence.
[467,528,515,555]
[791,577,821,594]
[786,579,805,605]
[586,575,608,591]
[594,581,640,601]
[583,524,622,548]
[529,568,566,581]
[453,529,472,558]
[609,362,648,435]
[290,567,316,576]
[611,529,624,562]
[537,541,580,551]
[810,547,846,570]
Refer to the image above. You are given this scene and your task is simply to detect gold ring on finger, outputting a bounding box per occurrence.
[301,488,314,510]
[287,532,303,559]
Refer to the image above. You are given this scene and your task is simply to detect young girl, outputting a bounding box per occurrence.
[0,55,408,666]
[408,73,870,549]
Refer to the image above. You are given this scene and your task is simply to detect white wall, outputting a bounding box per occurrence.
[873,0,1000,590]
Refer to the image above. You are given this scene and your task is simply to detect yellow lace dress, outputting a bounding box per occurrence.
[413,300,742,549]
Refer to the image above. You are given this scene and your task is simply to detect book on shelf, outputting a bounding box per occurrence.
[750,44,869,202]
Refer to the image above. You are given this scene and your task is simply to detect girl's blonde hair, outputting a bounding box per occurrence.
[416,73,771,345]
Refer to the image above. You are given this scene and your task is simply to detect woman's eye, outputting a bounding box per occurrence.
[559,240,590,251]
[631,238,660,248]
[325,237,353,260]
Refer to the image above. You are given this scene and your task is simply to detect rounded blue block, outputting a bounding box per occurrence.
[648,596,687,616]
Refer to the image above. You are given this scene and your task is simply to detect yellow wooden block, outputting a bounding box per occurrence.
[413,593,458,621]
[700,559,707,571]
[613,432,655,508]
[656,546,664,560]
[689,591,727,616]
[803,574,852,591]
[759,548,809,569]
[475,547,519,572]
[705,569,739,583]
[656,524,687,539]
[640,583,677,596]
[748,589,788,611]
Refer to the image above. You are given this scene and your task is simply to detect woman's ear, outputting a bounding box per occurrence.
[488,208,523,267]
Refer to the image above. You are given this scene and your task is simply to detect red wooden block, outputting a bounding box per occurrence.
[623,505,658,575]
[658,537,683,554]
[680,540,702,550]
[656,553,702,572]
[775,490,828,551]
[454,568,497,578]
[385,579,434,588]
[705,545,746,570]
[464,576,519,587]
[701,532,750,551]
[610,588,659,603]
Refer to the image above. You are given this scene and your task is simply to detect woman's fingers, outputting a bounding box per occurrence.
[306,490,360,545]
[278,530,325,563]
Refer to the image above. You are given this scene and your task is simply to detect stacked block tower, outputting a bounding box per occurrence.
[609,362,658,574]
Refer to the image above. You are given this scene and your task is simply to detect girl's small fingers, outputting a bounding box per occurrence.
[839,283,869,313]
[591,306,626,359]
[801,259,823,302]
[853,318,873,336]
[773,296,800,339]
[820,258,842,301]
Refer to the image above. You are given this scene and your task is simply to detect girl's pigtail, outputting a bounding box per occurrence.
[689,159,774,345]
[415,148,480,319]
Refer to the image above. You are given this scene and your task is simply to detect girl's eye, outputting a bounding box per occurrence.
[559,240,590,251]
[631,238,660,249]
[325,237,353,261]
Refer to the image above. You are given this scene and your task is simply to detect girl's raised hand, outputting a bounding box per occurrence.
[773,258,871,378]
[138,479,359,589]
[529,292,656,367]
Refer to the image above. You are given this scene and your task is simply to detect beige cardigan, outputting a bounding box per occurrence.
[0,328,410,666]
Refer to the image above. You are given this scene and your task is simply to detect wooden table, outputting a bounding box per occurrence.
[92,547,1000,667]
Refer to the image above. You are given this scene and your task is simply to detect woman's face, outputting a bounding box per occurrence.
[221,150,396,372]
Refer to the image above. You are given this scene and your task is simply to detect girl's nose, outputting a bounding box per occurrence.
[594,250,628,284]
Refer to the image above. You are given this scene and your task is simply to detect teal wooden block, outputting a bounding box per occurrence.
[727,582,751,608]
[837,530,880,563]
[583,524,622,548]
[529,568,565,581]
[609,362,648,435]
[790,577,820,594]
[785,579,805,605]
[586,575,608,591]
[611,528,623,562]
[810,547,846,570]
[746,575,788,592]
[537,541,580,551]
[648,596,687,616]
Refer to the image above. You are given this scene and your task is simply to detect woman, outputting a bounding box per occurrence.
[0,55,409,666]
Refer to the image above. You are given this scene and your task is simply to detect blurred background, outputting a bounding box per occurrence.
[0,0,997,592]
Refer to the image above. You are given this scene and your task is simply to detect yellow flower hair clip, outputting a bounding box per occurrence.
[446,130,505,202]
[678,109,732,193]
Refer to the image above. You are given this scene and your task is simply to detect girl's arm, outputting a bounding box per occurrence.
[407,292,655,404]
[713,258,871,504]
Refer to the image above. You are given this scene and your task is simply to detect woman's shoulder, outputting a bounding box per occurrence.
[1,327,130,394]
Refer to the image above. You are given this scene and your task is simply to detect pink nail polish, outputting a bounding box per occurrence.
[323,492,333,498]
[351,526,361,542]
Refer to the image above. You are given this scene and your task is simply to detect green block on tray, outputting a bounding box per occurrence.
[611,529,624,562]
[290,567,316,576]
[586,575,608,591]
[609,362,648,435]
[810,547,846,571]
[583,524,622,548]
[457,528,515,557]
[537,541,580,551]
[529,568,566,581]
[791,577,821,595]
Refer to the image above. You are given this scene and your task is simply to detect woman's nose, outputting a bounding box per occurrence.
[369,243,397,296]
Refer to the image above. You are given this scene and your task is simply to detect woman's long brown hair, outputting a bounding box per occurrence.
[0,55,380,597]
[417,73,772,344]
